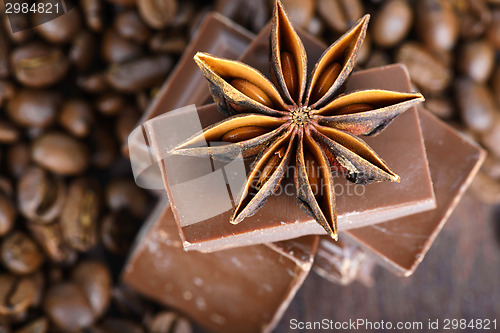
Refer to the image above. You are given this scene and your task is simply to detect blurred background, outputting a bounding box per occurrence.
[0,0,499,332]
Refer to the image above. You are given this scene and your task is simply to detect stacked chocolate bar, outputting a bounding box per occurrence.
[124,13,485,333]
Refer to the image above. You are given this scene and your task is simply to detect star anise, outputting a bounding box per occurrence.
[173,0,424,240]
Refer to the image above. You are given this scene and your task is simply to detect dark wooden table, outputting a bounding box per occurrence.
[277,193,500,332]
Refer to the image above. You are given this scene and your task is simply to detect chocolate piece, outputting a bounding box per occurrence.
[122,196,318,333]
[338,108,486,276]
[141,64,434,251]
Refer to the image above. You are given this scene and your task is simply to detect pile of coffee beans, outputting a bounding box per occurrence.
[1,0,500,331]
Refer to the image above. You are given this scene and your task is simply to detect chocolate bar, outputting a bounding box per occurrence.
[122,196,318,333]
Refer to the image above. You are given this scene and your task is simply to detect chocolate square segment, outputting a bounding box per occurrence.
[123,196,318,333]
[144,64,435,252]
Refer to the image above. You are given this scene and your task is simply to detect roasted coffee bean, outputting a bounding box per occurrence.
[14,317,48,333]
[458,40,495,83]
[90,126,118,169]
[112,284,149,318]
[106,179,148,219]
[44,282,95,331]
[101,29,143,64]
[481,155,500,180]
[455,78,496,133]
[29,271,45,308]
[71,260,111,318]
[281,0,315,28]
[90,318,145,333]
[82,0,104,32]
[138,0,178,29]
[415,0,459,51]
[0,120,19,144]
[396,42,452,94]
[18,166,66,223]
[0,25,10,78]
[317,0,364,33]
[59,99,94,138]
[106,55,173,93]
[77,72,110,94]
[0,194,15,237]
[372,0,412,48]
[115,11,151,44]
[7,143,31,178]
[149,33,187,54]
[492,66,500,106]
[0,80,15,107]
[424,97,454,119]
[215,0,268,32]
[101,210,140,255]
[469,171,500,204]
[0,274,37,317]
[96,93,126,116]
[27,221,77,264]
[69,31,96,71]
[60,178,101,252]
[481,118,500,158]
[487,10,500,49]
[10,42,69,88]
[456,0,492,39]
[33,5,82,44]
[3,13,33,44]
[116,107,140,145]
[6,89,61,128]
[32,132,90,175]
[148,311,192,333]
[1,232,44,275]
[305,16,324,37]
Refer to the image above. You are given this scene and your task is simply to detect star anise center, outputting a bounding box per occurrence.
[291,107,312,125]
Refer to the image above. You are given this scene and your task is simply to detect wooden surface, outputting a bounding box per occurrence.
[277,192,500,332]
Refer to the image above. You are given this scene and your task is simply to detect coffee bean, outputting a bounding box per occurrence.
[481,118,500,158]
[0,274,37,316]
[112,284,149,318]
[364,49,390,69]
[33,5,82,44]
[96,93,126,116]
[101,29,143,64]
[149,33,187,55]
[92,318,145,333]
[104,0,136,6]
[27,221,77,265]
[106,55,173,93]
[372,0,412,48]
[456,0,492,40]
[396,42,452,94]
[106,179,148,219]
[71,260,111,318]
[90,126,118,169]
[29,271,45,308]
[469,171,500,204]
[2,14,33,44]
[487,10,500,49]
[424,97,454,119]
[82,0,104,32]
[138,0,178,30]
[481,155,500,180]
[0,195,15,237]
[60,178,101,252]
[59,99,94,138]
[0,120,19,144]
[115,11,151,45]
[281,0,315,28]
[0,24,10,78]
[0,80,15,107]
[77,72,110,94]
[44,282,95,331]
[18,166,66,223]
[116,107,140,145]
[148,312,192,333]
[10,42,69,88]
[415,0,459,51]
[458,40,495,83]
[7,143,30,178]
[101,210,140,255]
[32,132,90,175]
[493,66,500,106]
[1,232,44,275]
[69,31,96,71]
[317,0,364,33]
[6,89,61,128]
[13,317,48,333]
[455,78,496,133]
